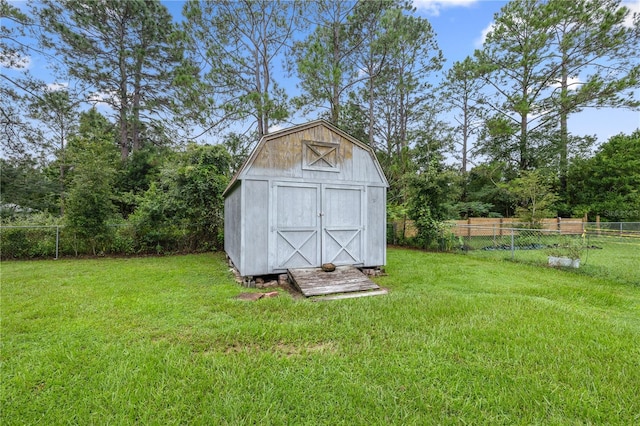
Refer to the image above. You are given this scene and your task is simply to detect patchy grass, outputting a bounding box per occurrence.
[2,250,639,424]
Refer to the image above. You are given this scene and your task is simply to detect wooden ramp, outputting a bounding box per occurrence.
[288,266,386,299]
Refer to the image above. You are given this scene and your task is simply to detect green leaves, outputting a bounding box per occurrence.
[37,0,181,160]
[568,130,640,221]
[182,0,297,137]
[130,144,232,252]
[502,169,559,226]
[64,113,119,255]
[473,0,640,184]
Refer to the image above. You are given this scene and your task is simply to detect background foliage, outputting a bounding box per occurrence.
[1,0,639,256]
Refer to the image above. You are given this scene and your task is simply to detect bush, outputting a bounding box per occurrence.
[410,207,458,251]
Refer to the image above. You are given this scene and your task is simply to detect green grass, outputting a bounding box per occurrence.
[462,234,640,285]
[2,250,639,424]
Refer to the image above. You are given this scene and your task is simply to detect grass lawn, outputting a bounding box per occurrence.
[2,249,639,424]
[463,235,640,286]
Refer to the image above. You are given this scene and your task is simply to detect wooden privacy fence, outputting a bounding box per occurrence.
[449,218,585,237]
[388,218,585,240]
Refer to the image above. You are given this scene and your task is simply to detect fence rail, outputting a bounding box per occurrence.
[450,221,584,237]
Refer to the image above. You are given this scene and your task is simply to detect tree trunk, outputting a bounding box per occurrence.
[559,55,569,194]
[118,18,129,161]
[331,21,341,124]
[59,126,65,216]
[254,48,264,137]
[132,47,144,152]
[461,93,469,174]
[368,75,375,147]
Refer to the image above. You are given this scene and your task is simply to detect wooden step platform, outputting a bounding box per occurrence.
[288,266,384,298]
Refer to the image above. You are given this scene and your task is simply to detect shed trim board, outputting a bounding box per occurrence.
[224,120,388,277]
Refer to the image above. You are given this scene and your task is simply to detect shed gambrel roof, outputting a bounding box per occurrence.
[222,119,388,197]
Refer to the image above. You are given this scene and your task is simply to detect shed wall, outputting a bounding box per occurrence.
[366,186,387,266]
[242,179,270,276]
[224,185,241,270]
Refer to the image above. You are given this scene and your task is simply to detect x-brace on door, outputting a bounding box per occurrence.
[272,182,364,270]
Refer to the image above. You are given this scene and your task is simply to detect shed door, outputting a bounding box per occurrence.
[322,186,364,265]
[274,183,321,269]
[273,183,364,270]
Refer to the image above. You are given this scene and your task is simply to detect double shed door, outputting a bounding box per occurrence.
[273,182,365,270]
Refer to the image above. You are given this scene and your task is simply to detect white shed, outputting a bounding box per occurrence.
[223,120,388,278]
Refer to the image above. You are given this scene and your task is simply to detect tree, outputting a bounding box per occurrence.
[64,110,119,255]
[474,0,640,178]
[439,57,486,174]
[132,144,231,251]
[291,0,358,124]
[407,159,460,249]
[0,157,58,217]
[372,9,443,205]
[348,0,399,146]
[223,132,255,174]
[465,162,516,218]
[474,0,556,172]
[37,0,181,161]
[503,169,559,226]
[183,0,299,137]
[27,88,78,214]
[543,0,640,194]
[1,0,46,159]
[568,130,640,221]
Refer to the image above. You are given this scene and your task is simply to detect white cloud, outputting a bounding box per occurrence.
[622,1,640,28]
[268,124,283,134]
[88,90,117,109]
[474,22,495,48]
[413,0,478,16]
[46,82,69,92]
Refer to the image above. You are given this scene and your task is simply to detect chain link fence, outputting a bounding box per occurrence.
[454,226,586,260]
[453,223,640,285]
[4,220,639,285]
[0,222,222,260]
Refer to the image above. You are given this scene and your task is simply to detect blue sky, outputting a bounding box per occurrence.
[4,0,639,147]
